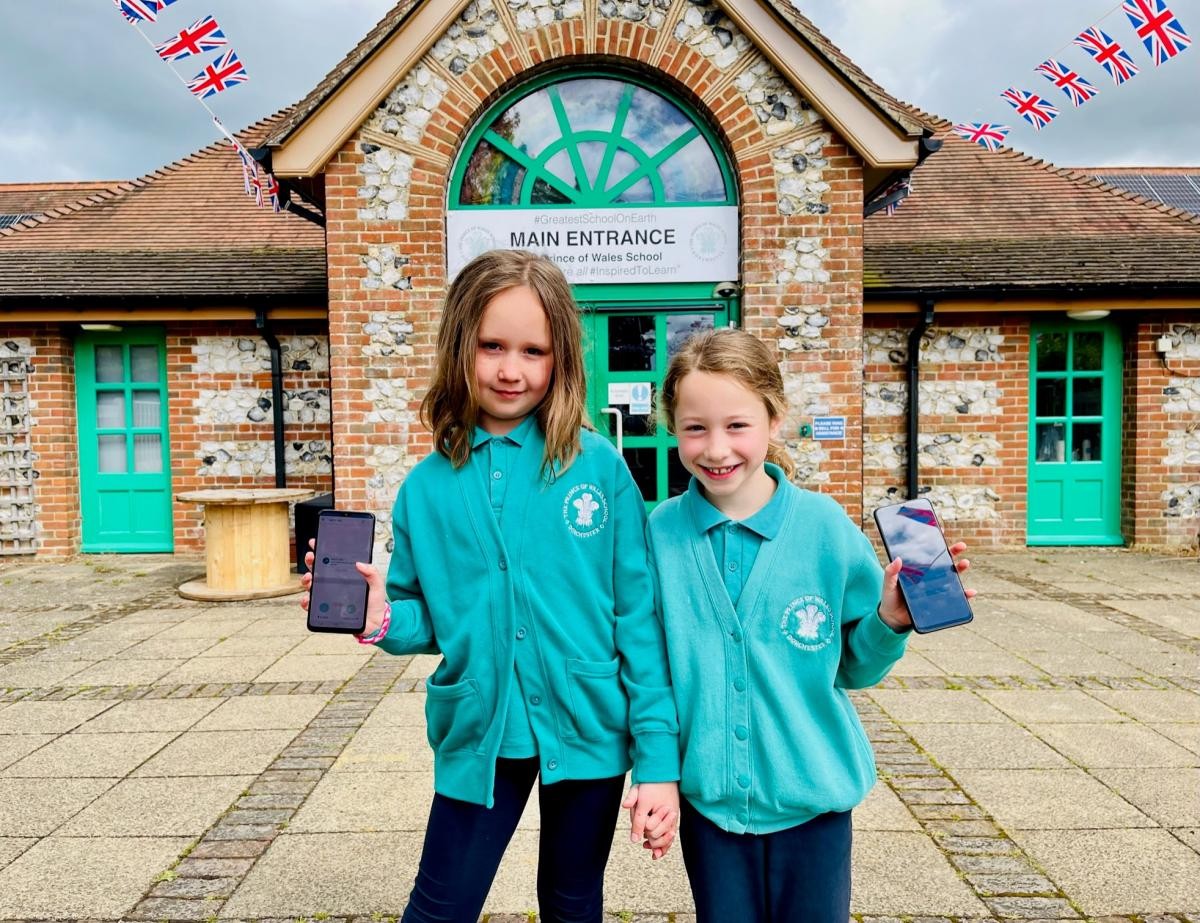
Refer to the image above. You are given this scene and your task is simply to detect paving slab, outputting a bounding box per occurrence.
[134,728,300,777]
[1176,826,1200,851]
[1011,828,1200,915]
[854,783,922,831]
[1027,721,1199,768]
[0,839,33,870]
[67,657,185,686]
[122,635,220,659]
[362,692,428,728]
[291,633,364,656]
[157,655,278,684]
[193,693,329,731]
[880,651,945,676]
[289,769,435,832]
[919,648,1045,676]
[868,689,1011,723]
[850,831,987,915]
[57,774,255,835]
[169,617,260,639]
[1101,598,1200,638]
[600,831,693,913]
[976,689,1128,723]
[197,636,304,658]
[0,777,117,835]
[0,658,96,687]
[1020,648,1145,676]
[906,722,1072,770]
[952,768,1156,829]
[0,734,55,771]
[76,698,223,733]
[0,835,190,919]
[331,726,434,772]
[257,653,372,683]
[1090,768,1200,826]
[0,700,114,734]
[1151,722,1200,754]
[1,730,176,778]
[1089,688,1200,722]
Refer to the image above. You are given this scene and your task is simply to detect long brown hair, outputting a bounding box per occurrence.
[659,328,796,479]
[421,249,588,474]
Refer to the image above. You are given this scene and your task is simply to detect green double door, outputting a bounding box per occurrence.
[582,298,734,507]
[76,330,174,552]
[1027,322,1122,545]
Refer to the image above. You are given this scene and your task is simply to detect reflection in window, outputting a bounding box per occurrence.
[623,447,657,502]
[1036,332,1067,372]
[1073,332,1103,371]
[96,392,125,429]
[460,140,526,205]
[95,346,124,383]
[1036,378,1065,418]
[98,434,126,473]
[1073,377,1102,417]
[667,314,715,358]
[667,452,692,497]
[609,316,655,371]
[1073,422,1101,461]
[130,346,159,383]
[1036,422,1066,462]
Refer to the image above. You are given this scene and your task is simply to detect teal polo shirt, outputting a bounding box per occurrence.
[470,416,537,759]
[690,465,788,607]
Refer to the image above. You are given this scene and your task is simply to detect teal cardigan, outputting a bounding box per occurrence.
[379,424,681,807]
[647,473,907,834]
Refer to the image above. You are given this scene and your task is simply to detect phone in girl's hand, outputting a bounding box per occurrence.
[873,499,973,633]
[306,509,375,633]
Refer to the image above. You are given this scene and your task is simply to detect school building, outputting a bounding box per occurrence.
[1,0,1197,561]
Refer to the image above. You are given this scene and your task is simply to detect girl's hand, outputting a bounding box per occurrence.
[299,538,390,638]
[878,540,975,632]
[621,782,680,860]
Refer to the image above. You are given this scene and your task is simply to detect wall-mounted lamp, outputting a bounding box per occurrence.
[1065,309,1111,321]
[79,323,123,332]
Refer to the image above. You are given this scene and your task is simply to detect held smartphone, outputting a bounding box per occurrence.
[873,499,973,634]
[306,509,375,634]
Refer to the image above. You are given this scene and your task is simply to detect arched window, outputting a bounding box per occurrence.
[451,73,735,208]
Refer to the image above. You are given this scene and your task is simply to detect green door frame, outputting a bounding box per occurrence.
[1026,320,1123,545]
[76,328,174,552]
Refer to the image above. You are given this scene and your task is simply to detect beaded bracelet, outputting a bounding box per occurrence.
[356,602,392,646]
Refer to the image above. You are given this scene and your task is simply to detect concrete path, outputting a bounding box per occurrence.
[0,548,1197,921]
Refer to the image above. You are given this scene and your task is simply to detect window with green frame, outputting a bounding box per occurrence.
[452,73,735,208]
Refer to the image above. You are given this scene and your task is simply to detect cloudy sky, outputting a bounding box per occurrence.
[1,0,1196,184]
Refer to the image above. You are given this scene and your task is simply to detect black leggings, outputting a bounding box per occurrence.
[401,757,625,923]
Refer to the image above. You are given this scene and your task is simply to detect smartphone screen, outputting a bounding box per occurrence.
[306,510,374,634]
[873,499,973,633]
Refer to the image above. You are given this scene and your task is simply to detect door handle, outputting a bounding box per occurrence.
[600,407,624,454]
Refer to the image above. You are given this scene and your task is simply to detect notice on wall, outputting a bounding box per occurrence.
[446,206,739,284]
[812,416,847,441]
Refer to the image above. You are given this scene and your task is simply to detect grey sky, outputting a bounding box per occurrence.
[1,0,1196,184]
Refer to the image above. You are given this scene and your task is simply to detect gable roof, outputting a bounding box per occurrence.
[266,0,925,179]
[864,119,1200,297]
[0,182,129,227]
[0,115,325,303]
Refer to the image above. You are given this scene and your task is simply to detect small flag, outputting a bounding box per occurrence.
[187,50,248,100]
[230,141,258,196]
[883,177,911,216]
[1000,88,1059,131]
[113,0,158,23]
[155,16,228,62]
[1035,59,1100,108]
[1122,0,1191,65]
[1073,27,1141,84]
[953,122,1011,152]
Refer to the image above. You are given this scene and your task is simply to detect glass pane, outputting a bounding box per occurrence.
[132,391,161,428]
[1035,422,1066,463]
[96,392,125,429]
[130,346,159,383]
[555,79,627,135]
[95,345,124,383]
[1074,332,1103,371]
[608,315,656,372]
[1072,423,1101,462]
[626,87,693,156]
[489,88,559,158]
[667,314,716,359]
[460,140,526,205]
[1073,377,1102,417]
[543,149,579,189]
[615,176,654,204]
[667,451,691,497]
[624,400,655,437]
[134,434,163,473]
[622,447,657,502]
[577,140,608,187]
[1036,332,1067,372]
[1035,378,1065,418]
[660,135,726,202]
[603,149,638,192]
[530,178,572,205]
[98,434,126,473]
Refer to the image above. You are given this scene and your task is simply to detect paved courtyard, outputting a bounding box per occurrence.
[0,547,1197,921]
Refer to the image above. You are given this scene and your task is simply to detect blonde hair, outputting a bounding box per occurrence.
[421,249,587,473]
[660,327,796,479]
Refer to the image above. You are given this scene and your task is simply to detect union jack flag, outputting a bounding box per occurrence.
[883,177,911,216]
[230,141,258,196]
[1073,27,1140,84]
[1000,88,1059,131]
[952,122,1010,152]
[113,0,158,23]
[251,172,282,213]
[1122,0,1191,65]
[898,504,940,528]
[155,17,228,62]
[187,51,248,100]
[1035,58,1100,108]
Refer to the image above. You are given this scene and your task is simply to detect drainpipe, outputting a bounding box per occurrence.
[255,309,287,488]
[906,300,935,500]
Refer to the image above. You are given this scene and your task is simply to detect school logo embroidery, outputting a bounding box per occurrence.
[780,595,835,652]
[562,483,609,538]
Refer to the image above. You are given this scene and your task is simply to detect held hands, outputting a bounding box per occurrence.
[298,538,390,638]
[878,540,975,632]
[621,782,680,860]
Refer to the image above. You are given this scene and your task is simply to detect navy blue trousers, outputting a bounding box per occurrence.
[680,797,853,923]
[401,757,625,923]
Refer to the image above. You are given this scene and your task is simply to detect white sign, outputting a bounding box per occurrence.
[607,383,631,405]
[629,382,653,415]
[447,206,739,284]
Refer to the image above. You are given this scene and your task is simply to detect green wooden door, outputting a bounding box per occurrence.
[1027,322,1122,545]
[582,300,733,507]
[76,330,174,552]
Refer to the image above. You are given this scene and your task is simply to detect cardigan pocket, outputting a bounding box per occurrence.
[566,657,625,742]
[424,677,486,754]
